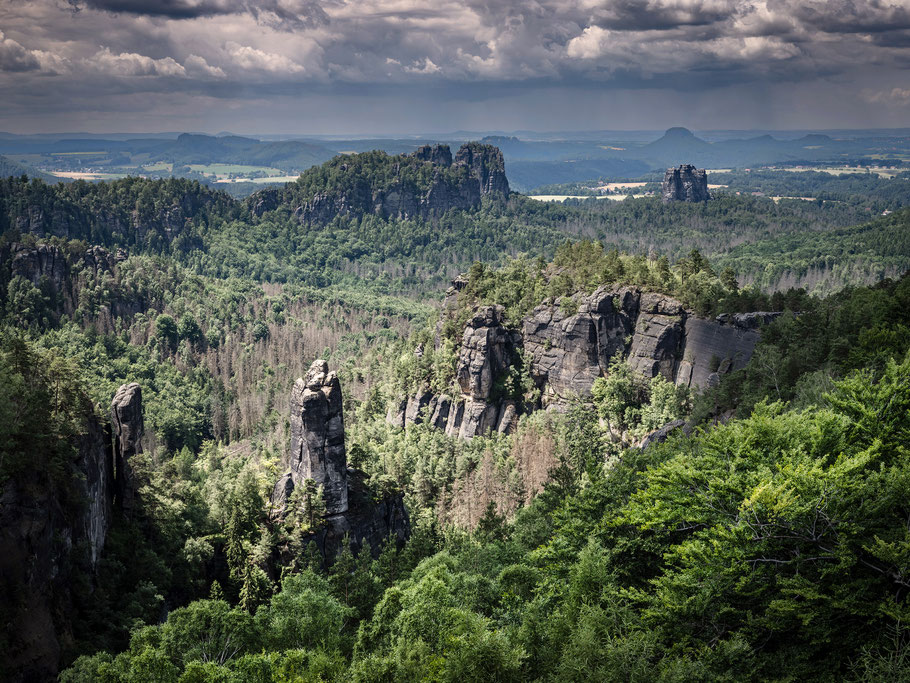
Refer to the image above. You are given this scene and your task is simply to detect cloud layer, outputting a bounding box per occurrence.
[1,0,908,132]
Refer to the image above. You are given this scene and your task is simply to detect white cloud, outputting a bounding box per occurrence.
[185,54,226,79]
[0,30,68,74]
[404,58,441,74]
[88,47,187,77]
[225,42,305,73]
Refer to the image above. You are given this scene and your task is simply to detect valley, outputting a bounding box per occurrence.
[1,140,910,682]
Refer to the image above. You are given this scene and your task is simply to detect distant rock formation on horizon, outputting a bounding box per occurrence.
[662,164,710,203]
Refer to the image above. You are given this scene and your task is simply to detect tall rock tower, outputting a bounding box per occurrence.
[111,382,143,516]
[274,359,348,516]
[662,164,710,202]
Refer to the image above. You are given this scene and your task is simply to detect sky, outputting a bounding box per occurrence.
[2,0,910,135]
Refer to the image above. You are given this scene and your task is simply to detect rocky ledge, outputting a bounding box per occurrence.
[390,285,779,439]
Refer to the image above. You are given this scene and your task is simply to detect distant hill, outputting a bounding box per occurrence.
[0,155,59,183]
[162,133,336,170]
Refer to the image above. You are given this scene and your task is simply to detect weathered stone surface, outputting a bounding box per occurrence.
[303,471,410,566]
[459,399,500,440]
[278,360,348,516]
[405,390,434,425]
[411,143,453,166]
[271,361,410,566]
[410,284,776,439]
[523,286,639,403]
[111,382,143,515]
[497,401,518,434]
[386,395,408,428]
[10,243,66,291]
[0,392,115,682]
[445,400,465,437]
[675,313,780,389]
[454,142,510,196]
[627,310,684,380]
[293,143,509,225]
[430,395,451,430]
[455,305,515,400]
[662,164,710,203]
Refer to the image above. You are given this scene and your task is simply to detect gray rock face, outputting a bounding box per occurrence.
[10,243,66,291]
[400,284,778,439]
[675,312,781,389]
[0,392,115,682]
[523,286,640,404]
[411,144,453,166]
[272,361,410,566]
[111,383,143,516]
[453,305,519,438]
[280,360,348,516]
[662,164,710,203]
[639,419,687,450]
[454,142,510,196]
[627,293,685,380]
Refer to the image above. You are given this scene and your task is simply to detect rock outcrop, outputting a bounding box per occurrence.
[111,382,143,516]
[274,360,348,515]
[393,283,779,438]
[446,305,520,438]
[9,242,67,292]
[273,361,409,564]
[0,389,119,682]
[257,143,509,224]
[662,164,710,203]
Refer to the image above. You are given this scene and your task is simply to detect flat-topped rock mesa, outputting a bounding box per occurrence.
[662,164,710,203]
[273,360,409,562]
[249,143,510,223]
[390,284,779,438]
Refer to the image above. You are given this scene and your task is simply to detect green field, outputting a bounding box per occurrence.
[188,163,285,177]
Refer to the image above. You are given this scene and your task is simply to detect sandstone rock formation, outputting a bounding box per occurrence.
[9,242,67,291]
[0,389,117,682]
[267,143,509,224]
[274,360,348,515]
[111,382,143,516]
[273,360,410,563]
[662,164,710,202]
[393,283,779,438]
[447,305,520,439]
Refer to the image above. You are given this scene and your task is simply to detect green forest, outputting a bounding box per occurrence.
[2,148,910,682]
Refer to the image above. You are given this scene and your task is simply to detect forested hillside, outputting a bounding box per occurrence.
[2,146,910,681]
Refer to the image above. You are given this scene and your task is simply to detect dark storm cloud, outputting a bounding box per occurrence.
[2,0,910,132]
[72,0,329,28]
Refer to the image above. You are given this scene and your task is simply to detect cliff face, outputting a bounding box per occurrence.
[662,164,710,202]
[273,360,409,564]
[0,396,119,682]
[393,285,778,438]
[252,143,509,224]
[111,383,143,516]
